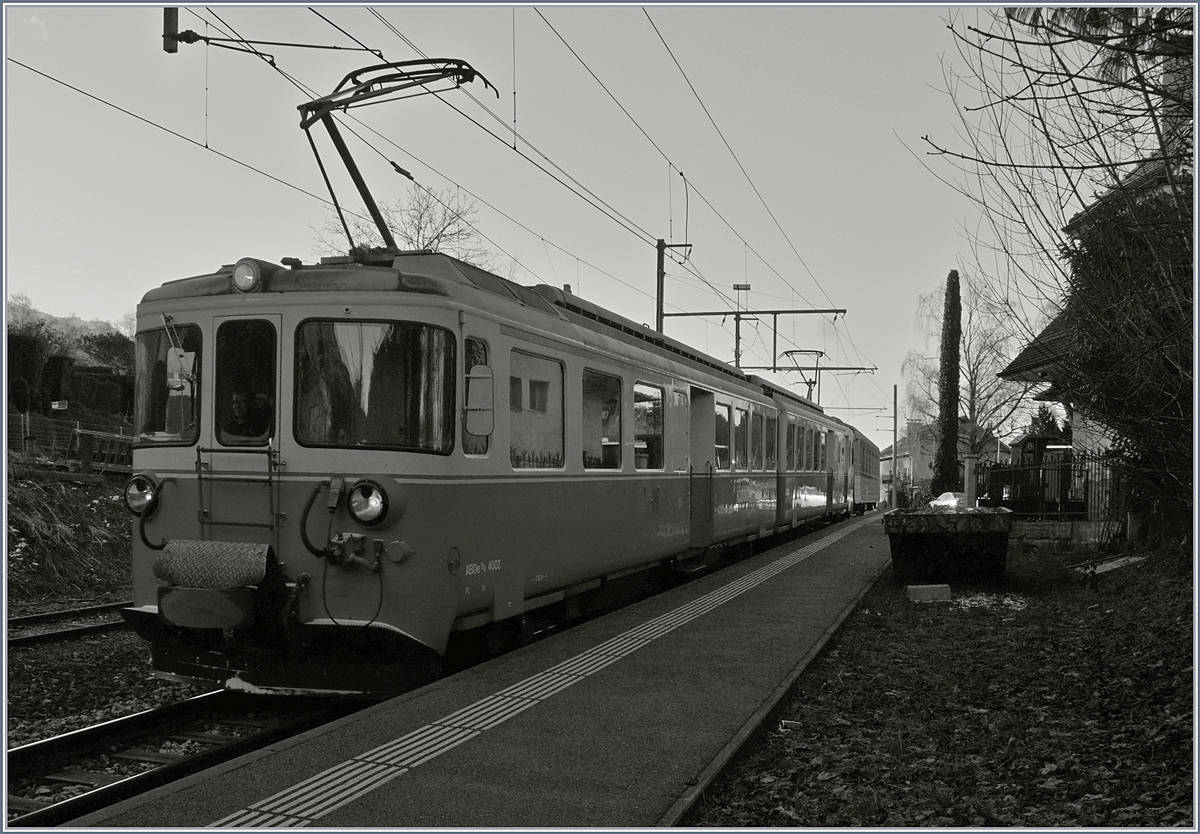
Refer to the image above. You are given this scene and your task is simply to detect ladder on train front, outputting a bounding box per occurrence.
[194,444,284,549]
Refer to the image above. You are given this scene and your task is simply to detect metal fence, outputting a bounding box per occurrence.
[7,413,133,474]
[976,451,1122,522]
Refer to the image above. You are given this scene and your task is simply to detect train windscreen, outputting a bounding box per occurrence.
[133,324,202,445]
[294,320,455,453]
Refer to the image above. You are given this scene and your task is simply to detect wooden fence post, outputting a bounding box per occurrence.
[78,432,94,474]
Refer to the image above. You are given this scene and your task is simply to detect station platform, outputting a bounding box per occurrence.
[78,514,890,828]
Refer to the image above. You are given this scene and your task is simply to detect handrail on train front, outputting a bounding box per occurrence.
[194,444,283,539]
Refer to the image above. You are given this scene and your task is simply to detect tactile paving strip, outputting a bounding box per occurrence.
[212,518,869,827]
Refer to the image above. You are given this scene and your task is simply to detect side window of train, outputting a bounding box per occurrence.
[734,407,749,471]
[582,369,621,470]
[786,419,797,472]
[750,410,764,470]
[463,338,490,456]
[634,383,664,470]
[805,425,814,471]
[510,350,563,469]
[134,323,202,445]
[765,413,777,470]
[216,319,275,447]
[715,403,731,471]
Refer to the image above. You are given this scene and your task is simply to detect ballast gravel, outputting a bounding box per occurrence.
[7,629,212,748]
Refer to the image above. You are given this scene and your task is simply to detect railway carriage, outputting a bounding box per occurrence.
[122,249,880,697]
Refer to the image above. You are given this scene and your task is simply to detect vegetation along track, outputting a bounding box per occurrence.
[7,601,132,646]
[6,690,360,826]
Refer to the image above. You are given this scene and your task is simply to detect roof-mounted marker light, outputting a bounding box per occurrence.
[231,259,264,293]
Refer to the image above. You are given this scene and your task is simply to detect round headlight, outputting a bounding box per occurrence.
[124,475,159,517]
[231,259,262,293]
[347,480,388,526]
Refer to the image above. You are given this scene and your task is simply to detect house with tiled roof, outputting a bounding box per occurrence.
[997,316,1113,454]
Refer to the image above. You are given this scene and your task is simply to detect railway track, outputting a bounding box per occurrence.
[7,601,131,646]
[6,690,359,827]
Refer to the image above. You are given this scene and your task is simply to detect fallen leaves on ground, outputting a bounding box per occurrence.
[689,548,1193,827]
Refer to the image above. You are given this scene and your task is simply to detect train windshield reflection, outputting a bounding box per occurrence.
[133,325,201,444]
[294,320,455,452]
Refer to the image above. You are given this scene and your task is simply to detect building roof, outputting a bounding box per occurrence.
[1063,128,1192,234]
[997,314,1074,383]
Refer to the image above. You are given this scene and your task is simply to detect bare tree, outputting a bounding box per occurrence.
[312,186,512,277]
[117,312,137,339]
[903,269,1033,454]
[927,8,1192,541]
[928,9,1191,324]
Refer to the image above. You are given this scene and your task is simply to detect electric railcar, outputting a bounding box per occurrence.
[122,249,881,697]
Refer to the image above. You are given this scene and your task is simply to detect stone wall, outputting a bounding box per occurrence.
[1011,520,1113,551]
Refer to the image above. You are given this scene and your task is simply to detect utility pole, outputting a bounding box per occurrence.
[875,386,900,508]
[655,239,692,332]
[893,384,898,509]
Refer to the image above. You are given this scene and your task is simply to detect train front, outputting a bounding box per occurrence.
[121,254,471,698]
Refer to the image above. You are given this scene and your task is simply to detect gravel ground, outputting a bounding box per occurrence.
[7,629,213,748]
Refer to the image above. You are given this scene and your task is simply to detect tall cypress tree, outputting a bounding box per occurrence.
[931,270,961,496]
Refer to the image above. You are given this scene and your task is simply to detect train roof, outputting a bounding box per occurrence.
[142,248,831,417]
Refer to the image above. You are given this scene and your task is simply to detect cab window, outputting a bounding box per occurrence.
[133,324,202,445]
[294,320,455,452]
[216,319,275,447]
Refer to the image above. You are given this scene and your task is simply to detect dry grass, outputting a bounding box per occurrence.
[687,546,1193,827]
[6,461,132,609]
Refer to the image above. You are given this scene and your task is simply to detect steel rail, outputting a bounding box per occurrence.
[7,691,354,827]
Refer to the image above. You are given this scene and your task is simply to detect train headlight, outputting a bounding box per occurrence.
[124,474,159,517]
[347,480,388,526]
[231,259,263,293]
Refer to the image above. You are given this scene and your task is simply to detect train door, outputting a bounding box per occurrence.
[825,429,835,511]
[688,387,715,548]
[201,315,282,547]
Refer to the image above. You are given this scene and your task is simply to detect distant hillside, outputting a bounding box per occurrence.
[42,313,122,337]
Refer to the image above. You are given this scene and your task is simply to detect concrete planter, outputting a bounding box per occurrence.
[882,507,1013,584]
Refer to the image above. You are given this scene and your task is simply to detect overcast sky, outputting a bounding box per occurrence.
[6,3,995,453]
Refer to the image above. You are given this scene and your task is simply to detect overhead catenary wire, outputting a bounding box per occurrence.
[6,57,334,209]
[643,8,837,310]
[530,6,885,389]
[536,9,822,312]
[47,6,889,414]
[363,7,660,249]
[323,5,809,351]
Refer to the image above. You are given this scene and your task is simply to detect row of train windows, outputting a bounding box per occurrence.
[480,343,840,474]
[480,346,666,471]
[856,442,879,476]
[135,321,846,474]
